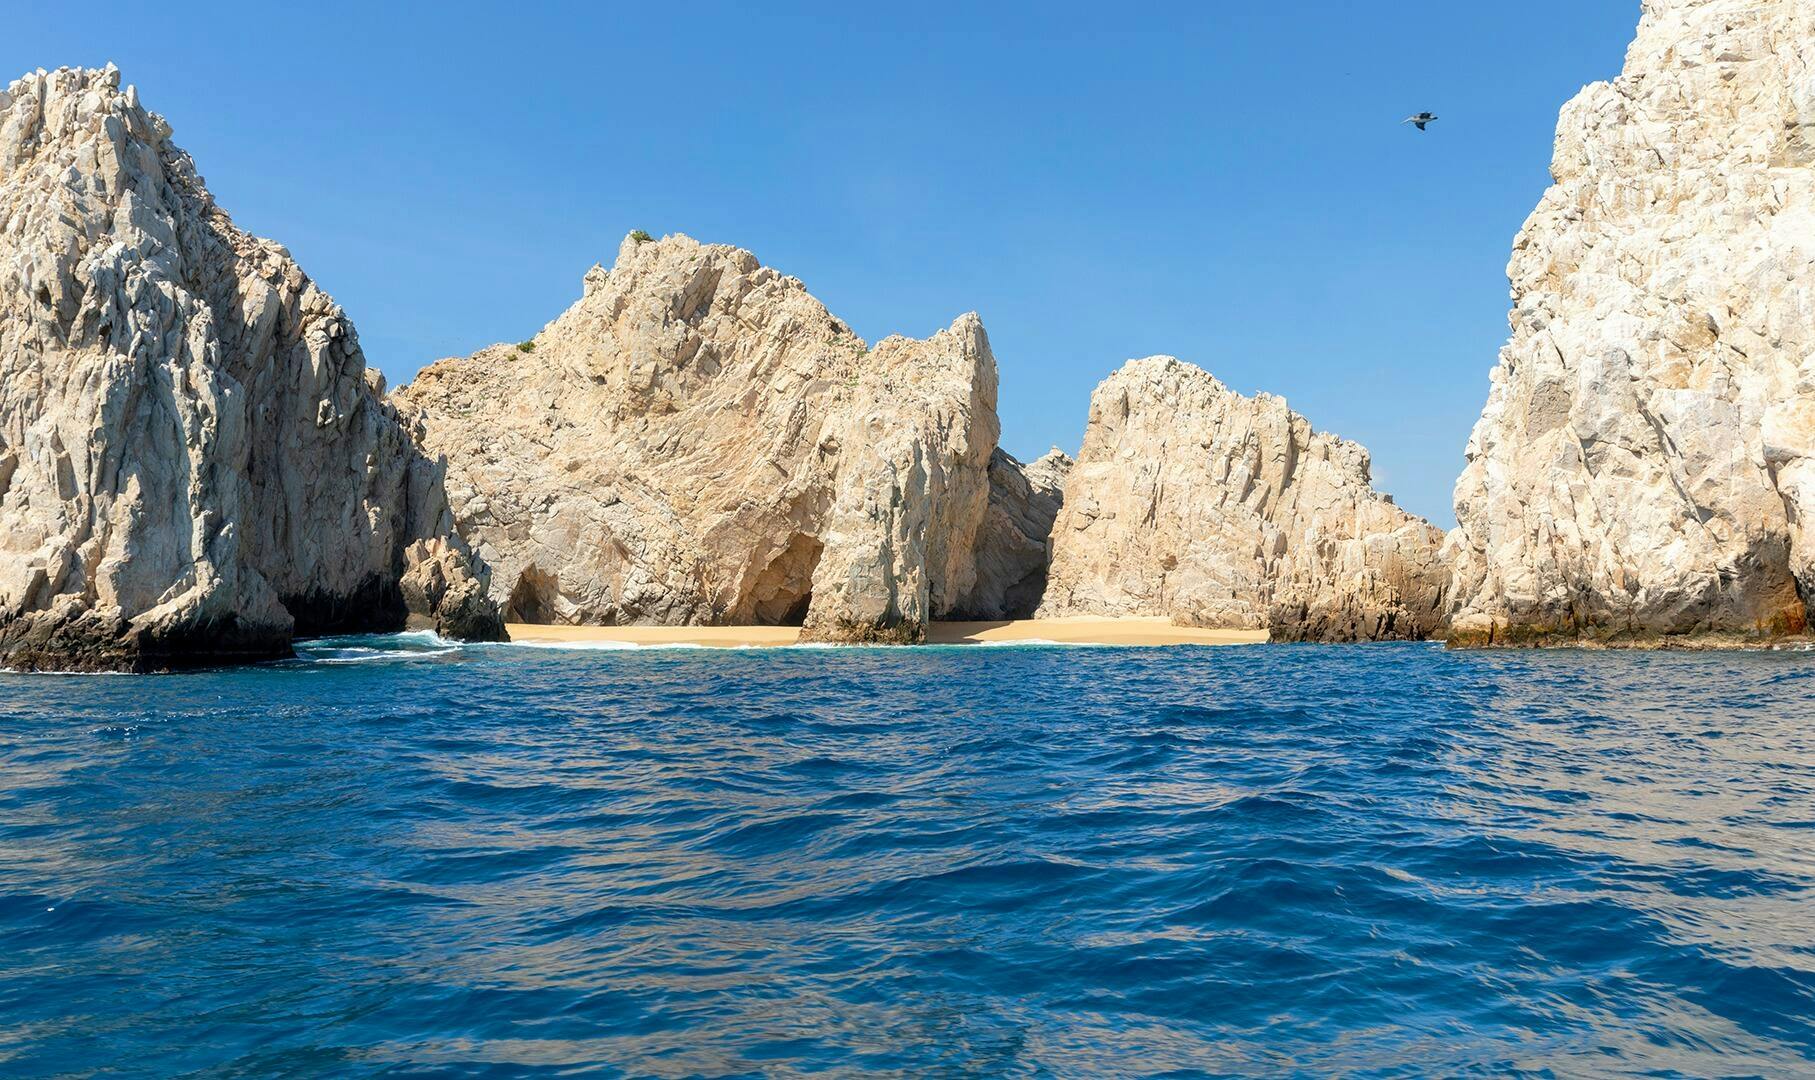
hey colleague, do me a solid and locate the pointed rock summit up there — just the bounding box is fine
[1038,357,1449,640]
[0,66,502,670]
[397,233,1014,642]
[1448,0,1815,643]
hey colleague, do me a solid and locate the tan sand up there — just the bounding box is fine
[926,617,1267,646]
[505,624,800,648]
[503,617,1267,648]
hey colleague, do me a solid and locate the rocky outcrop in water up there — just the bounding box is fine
[1037,357,1448,641]
[397,234,1002,642]
[1447,0,1815,644]
[0,66,503,671]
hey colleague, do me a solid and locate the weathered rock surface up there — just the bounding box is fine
[954,448,1071,619]
[1037,357,1449,641]
[399,537,504,643]
[397,234,1002,642]
[1448,0,1815,644]
[0,66,502,671]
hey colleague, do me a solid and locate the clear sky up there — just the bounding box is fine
[6,2,1642,527]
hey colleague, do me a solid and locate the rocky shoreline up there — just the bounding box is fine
[4,0,1813,671]
[0,65,503,672]
[1443,626,1815,652]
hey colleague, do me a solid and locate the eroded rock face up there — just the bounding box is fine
[1448,0,1815,643]
[0,66,502,671]
[1037,357,1448,641]
[954,448,1071,619]
[397,234,1001,642]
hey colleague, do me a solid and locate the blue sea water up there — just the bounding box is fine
[2,636,1814,1077]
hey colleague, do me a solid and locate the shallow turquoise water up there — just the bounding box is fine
[2,636,1813,1076]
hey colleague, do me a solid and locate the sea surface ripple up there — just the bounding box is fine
[3,637,1814,1076]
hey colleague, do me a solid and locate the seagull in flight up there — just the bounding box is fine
[1402,112,1438,131]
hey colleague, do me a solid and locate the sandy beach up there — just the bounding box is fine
[503,617,1268,648]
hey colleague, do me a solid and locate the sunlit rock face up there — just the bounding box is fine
[1448,0,1815,643]
[398,234,1005,642]
[0,66,502,671]
[1037,357,1449,641]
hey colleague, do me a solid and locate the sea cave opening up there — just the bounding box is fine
[749,534,822,626]
[507,566,560,624]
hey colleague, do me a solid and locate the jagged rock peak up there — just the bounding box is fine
[1447,0,1815,644]
[0,66,502,670]
[1038,356,1449,641]
[397,232,1005,642]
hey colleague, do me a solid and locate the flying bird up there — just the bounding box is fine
[1403,112,1438,131]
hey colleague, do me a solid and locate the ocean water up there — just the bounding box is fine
[2,637,1813,1077]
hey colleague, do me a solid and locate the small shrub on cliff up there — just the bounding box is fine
[516,340,536,354]
[629,229,653,244]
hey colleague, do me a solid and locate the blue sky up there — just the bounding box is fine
[6,2,1641,526]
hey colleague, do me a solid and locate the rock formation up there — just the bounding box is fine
[1037,357,1448,641]
[955,448,1071,619]
[397,234,1005,642]
[1447,0,1815,643]
[0,66,502,671]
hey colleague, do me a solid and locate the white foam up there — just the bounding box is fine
[0,667,136,677]
[309,650,459,664]
[385,630,453,647]
[294,629,460,664]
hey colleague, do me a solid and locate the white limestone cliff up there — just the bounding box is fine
[1448,0,1815,643]
[1038,357,1449,641]
[0,66,502,670]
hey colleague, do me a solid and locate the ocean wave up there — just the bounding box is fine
[291,629,461,665]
